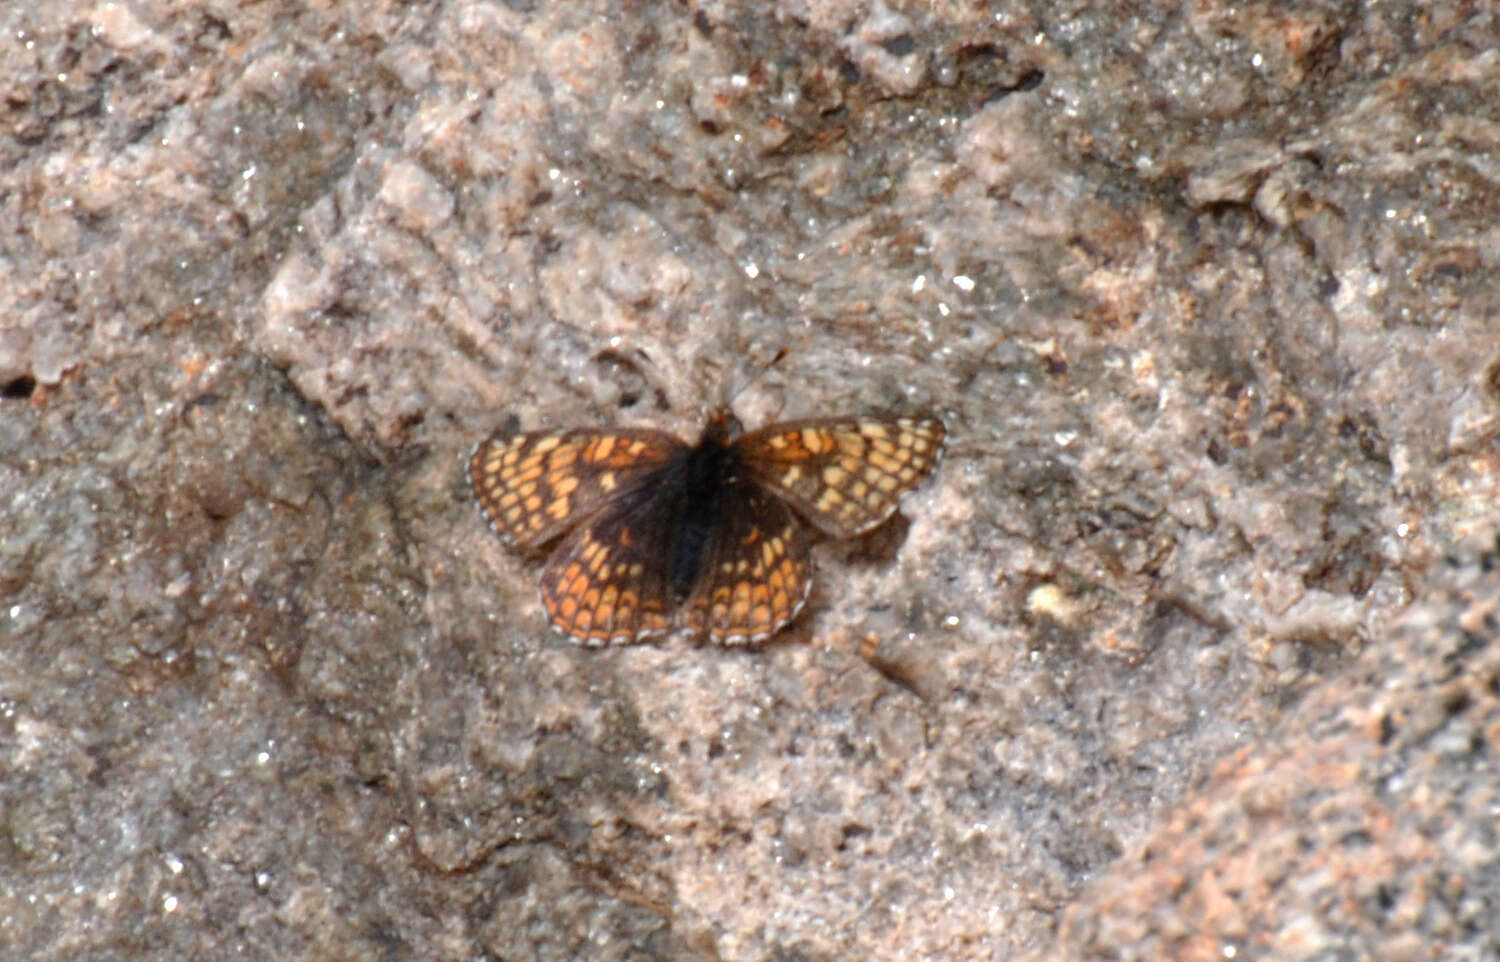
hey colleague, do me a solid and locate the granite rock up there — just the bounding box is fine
[2,1,1497,960]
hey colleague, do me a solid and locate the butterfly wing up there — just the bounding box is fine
[677,481,811,645]
[469,427,681,548]
[537,483,681,645]
[732,416,945,538]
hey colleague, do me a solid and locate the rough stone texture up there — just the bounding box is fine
[1016,529,1500,962]
[2,1,1497,960]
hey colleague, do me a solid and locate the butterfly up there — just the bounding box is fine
[468,411,945,645]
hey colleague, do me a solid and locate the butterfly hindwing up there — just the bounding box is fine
[678,482,811,645]
[536,484,679,646]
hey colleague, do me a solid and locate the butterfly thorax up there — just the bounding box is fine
[698,408,739,446]
[664,434,743,600]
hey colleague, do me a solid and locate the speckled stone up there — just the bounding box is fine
[2,1,1498,960]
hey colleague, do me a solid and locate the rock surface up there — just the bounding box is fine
[3,1,1497,960]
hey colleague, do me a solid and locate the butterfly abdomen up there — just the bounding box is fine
[665,437,740,600]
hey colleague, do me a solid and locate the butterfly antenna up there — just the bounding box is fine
[721,319,823,413]
[722,345,789,410]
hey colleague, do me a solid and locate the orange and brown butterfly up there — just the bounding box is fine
[468,411,945,645]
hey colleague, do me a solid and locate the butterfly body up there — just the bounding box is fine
[469,412,944,646]
[661,431,744,600]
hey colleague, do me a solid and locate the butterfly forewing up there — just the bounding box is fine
[732,416,946,538]
[469,427,682,548]
[678,483,811,645]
